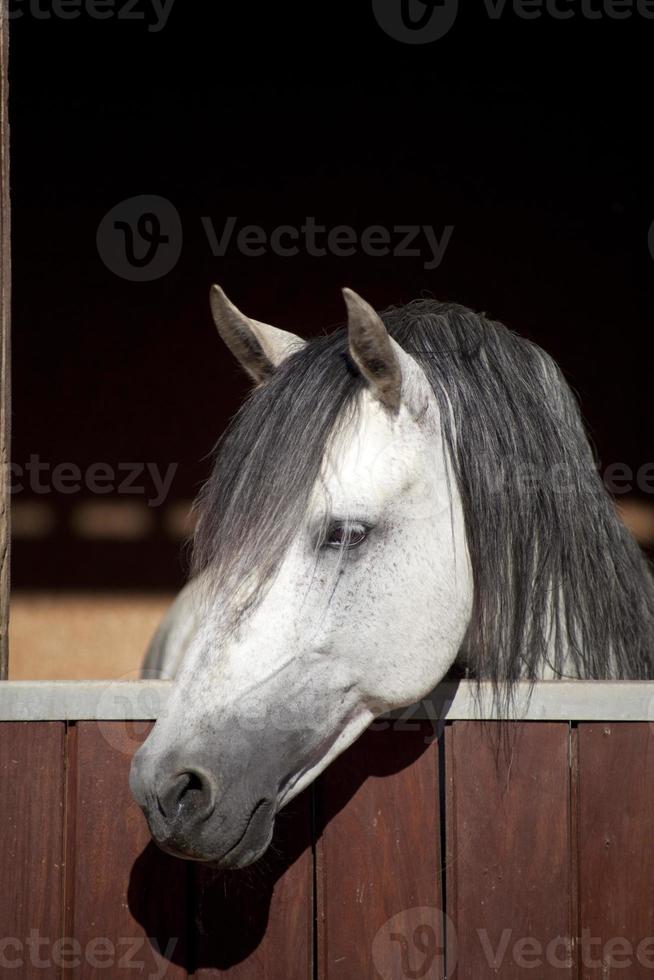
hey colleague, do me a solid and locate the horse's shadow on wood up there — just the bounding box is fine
[128,804,313,972]
[127,681,458,972]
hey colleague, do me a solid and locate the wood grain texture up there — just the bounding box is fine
[446,721,574,979]
[316,722,444,980]
[68,721,189,978]
[0,10,10,680]
[0,722,66,978]
[8,713,654,980]
[577,723,654,979]
[193,790,313,979]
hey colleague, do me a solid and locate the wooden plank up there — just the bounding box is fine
[569,726,580,975]
[0,679,172,720]
[577,723,654,978]
[315,722,444,980]
[446,721,574,979]
[68,721,189,978]
[193,789,313,979]
[0,722,65,978]
[4,679,654,722]
[0,5,11,679]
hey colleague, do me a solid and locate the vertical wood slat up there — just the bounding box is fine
[194,790,313,979]
[0,722,66,979]
[568,726,580,976]
[316,723,444,980]
[0,7,11,680]
[446,721,574,979]
[69,721,189,979]
[577,723,654,979]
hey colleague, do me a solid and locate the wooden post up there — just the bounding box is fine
[0,15,9,680]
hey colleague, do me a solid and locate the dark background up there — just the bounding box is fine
[9,1,654,591]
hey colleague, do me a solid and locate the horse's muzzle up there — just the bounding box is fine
[129,750,276,868]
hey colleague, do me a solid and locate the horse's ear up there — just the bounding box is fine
[343,288,402,413]
[210,285,306,384]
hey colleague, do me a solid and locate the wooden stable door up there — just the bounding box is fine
[2,719,654,978]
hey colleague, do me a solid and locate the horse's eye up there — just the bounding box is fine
[324,521,369,550]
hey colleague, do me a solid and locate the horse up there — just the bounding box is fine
[130,286,654,869]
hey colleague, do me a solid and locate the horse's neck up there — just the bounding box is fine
[141,578,203,679]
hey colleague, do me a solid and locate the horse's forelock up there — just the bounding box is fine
[191,328,362,623]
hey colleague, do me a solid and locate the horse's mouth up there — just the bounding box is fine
[210,798,275,869]
[154,797,275,869]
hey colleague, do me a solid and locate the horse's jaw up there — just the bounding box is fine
[276,705,377,809]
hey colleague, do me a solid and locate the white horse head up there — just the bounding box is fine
[130,286,654,868]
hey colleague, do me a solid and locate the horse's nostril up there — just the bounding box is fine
[156,768,216,824]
